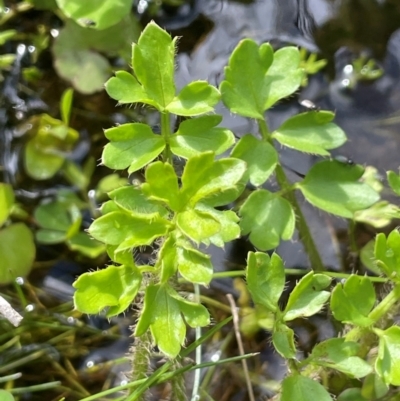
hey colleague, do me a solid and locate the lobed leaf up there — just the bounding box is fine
[246,252,285,312]
[309,338,372,378]
[231,135,278,186]
[73,264,141,316]
[330,275,375,326]
[142,162,181,211]
[176,245,213,285]
[166,81,220,116]
[272,111,346,155]
[283,272,331,321]
[272,323,296,359]
[376,326,400,386]
[281,375,334,401]
[132,22,176,109]
[88,211,170,250]
[170,115,235,159]
[105,71,157,107]
[298,160,380,218]
[374,230,400,279]
[102,123,165,173]
[239,190,295,250]
[109,185,168,217]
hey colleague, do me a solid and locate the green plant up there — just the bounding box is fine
[0,183,35,285]
[67,21,400,400]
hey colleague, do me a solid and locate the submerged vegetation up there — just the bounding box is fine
[2,1,400,401]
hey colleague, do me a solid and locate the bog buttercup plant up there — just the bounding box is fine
[70,21,400,401]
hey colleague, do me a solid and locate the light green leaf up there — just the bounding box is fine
[309,338,372,378]
[220,40,273,119]
[337,388,368,401]
[170,114,235,159]
[283,271,331,321]
[135,284,158,336]
[73,264,142,316]
[374,230,400,279]
[0,29,17,45]
[298,160,380,218]
[36,229,67,244]
[177,208,220,244]
[330,275,375,326]
[195,204,240,247]
[132,22,176,108]
[88,211,170,249]
[355,201,400,228]
[0,223,35,284]
[387,171,400,196]
[281,375,334,401]
[105,71,157,107]
[272,323,296,359]
[109,186,169,217]
[239,190,295,250]
[177,245,213,285]
[142,162,181,211]
[272,111,346,155]
[60,88,73,125]
[0,390,15,401]
[231,135,278,186]
[376,326,400,385]
[181,152,246,206]
[149,285,186,358]
[55,0,132,30]
[264,46,304,109]
[68,232,105,258]
[34,201,72,232]
[246,252,285,312]
[158,234,178,283]
[102,123,165,173]
[174,294,210,327]
[166,81,220,116]
[0,183,15,226]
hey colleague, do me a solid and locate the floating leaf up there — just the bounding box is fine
[56,0,132,30]
[0,223,35,284]
[0,183,15,226]
[239,190,295,250]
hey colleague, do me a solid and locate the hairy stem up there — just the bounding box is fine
[258,119,325,271]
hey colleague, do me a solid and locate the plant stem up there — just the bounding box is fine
[345,282,400,343]
[258,119,324,271]
[276,166,325,271]
[161,112,172,164]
